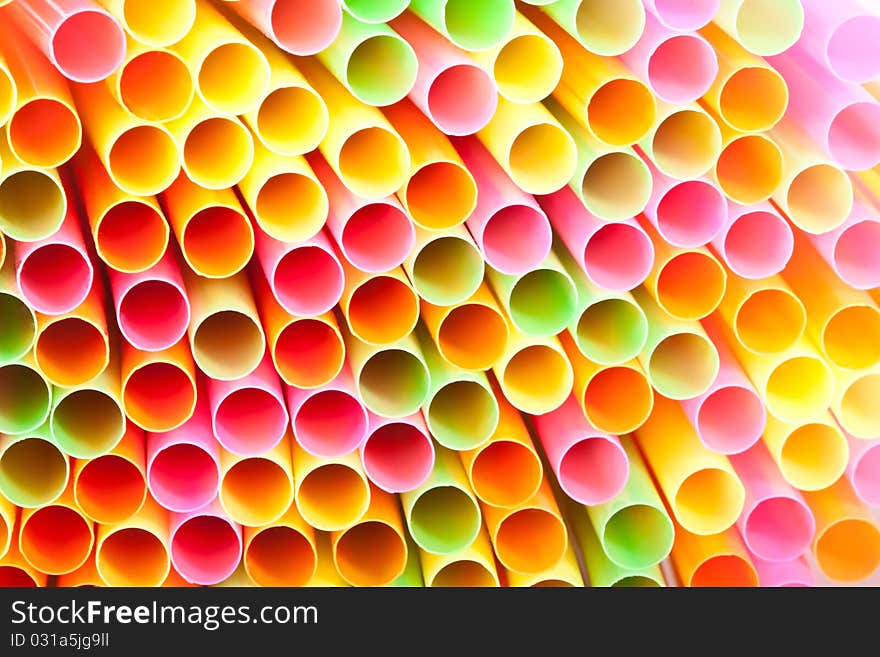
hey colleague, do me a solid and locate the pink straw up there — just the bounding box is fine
[15,203,93,315]
[254,227,344,316]
[751,554,815,587]
[730,443,816,563]
[683,320,766,455]
[109,250,191,352]
[9,0,126,82]
[170,500,242,586]
[619,11,717,104]
[228,0,342,55]
[847,433,880,507]
[309,154,415,273]
[533,394,629,505]
[360,411,435,493]
[453,137,551,275]
[712,201,794,280]
[643,0,720,31]
[146,401,220,513]
[538,186,654,291]
[808,202,880,290]
[209,352,289,457]
[286,364,369,458]
[798,0,880,84]
[391,12,498,136]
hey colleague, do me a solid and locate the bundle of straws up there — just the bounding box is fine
[1,0,880,588]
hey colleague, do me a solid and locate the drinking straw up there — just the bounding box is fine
[533,394,629,506]
[0,423,68,508]
[769,47,880,171]
[228,0,341,55]
[0,26,81,168]
[391,12,497,135]
[471,12,561,105]
[214,563,258,587]
[419,528,500,587]
[408,0,515,51]
[632,288,719,400]
[252,270,345,389]
[713,0,804,56]
[306,533,349,587]
[240,143,328,245]
[0,531,48,587]
[121,339,197,432]
[641,159,728,250]
[0,257,36,365]
[173,1,269,115]
[50,358,125,459]
[9,0,126,82]
[809,202,880,290]
[834,361,880,439]
[146,402,220,513]
[635,395,745,535]
[0,136,67,242]
[296,57,410,200]
[525,7,655,147]
[390,533,425,587]
[803,478,880,583]
[401,446,482,555]
[459,383,543,509]
[97,0,196,47]
[72,81,180,196]
[403,225,484,307]
[162,178,253,280]
[0,51,15,128]
[292,442,371,532]
[209,353,288,456]
[494,329,573,415]
[639,103,722,181]
[0,354,52,436]
[561,332,654,435]
[539,187,654,292]
[0,494,12,558]
[712,129,783,206]
[361,411,435,493]
[19,482,94,575]
[166,98,253,190]
[554,247,648,366]
[783,236,880,371]
[56,548,102,587]
[566,499,665,587]
[332,486,408,586]
[243,503,317,587]
[34,282,109,389]
[110,251,190,353]
[14,205,93,316]
[287,365,369,459]
[183,271,266,381]
[169,500,243,586]
[482,476,568,574]
[453,137,551,275]
[847,434,880,507]
[487,253,578,339]
[310,154,413,273]
[729,442,816,563]
[761,412,848,491]
[95,497,170,586]
[416,327,499,451]
[681,319,765,455]
[544,99,653,222]
[506,543,585,587]
[343,330,431,418]
[699,23,788,133]
[751,555,815,587]
[540,0,645,56]
[711,201,794,279]
[619,12,717,104]
[670,523,758,587]
[339,264,419,347]
[477,96,578,195]
[643,0,719,30]
[73,148,168,274]
[110,39,193,123]
[219,437,294,527]
[73,422,146,524]
[715,274,806,355]
[797,0,880,83]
